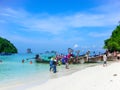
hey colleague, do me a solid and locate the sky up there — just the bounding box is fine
[0,0,120,53]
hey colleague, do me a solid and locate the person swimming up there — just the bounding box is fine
[0,60,2,63]
[30,61,32,64]
[22,59,25,63]
[35,54,42,61]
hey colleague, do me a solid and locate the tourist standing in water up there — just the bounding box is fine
[49,58,53,71]
[53,58,57,73]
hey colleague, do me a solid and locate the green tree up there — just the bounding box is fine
[0,37,18,53]
[104,25,120,52]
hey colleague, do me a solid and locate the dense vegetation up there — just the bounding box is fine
[0,37,18,53]
[104,25,120,52]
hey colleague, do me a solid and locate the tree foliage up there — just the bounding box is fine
[104,25,120,52]
[0,37,18,53]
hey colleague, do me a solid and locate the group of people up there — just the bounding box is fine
[22,59,33,64]
[49,52,108,73]
[22,54,42,64]
[20,50,120,73]
[49,53,75,73]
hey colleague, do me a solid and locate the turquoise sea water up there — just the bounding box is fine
[0,53,103,90]
[0,54,51,88]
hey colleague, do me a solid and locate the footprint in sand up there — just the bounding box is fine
[113,74,117,76]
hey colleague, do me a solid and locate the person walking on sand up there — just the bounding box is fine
[65,55,69,69]
[103,53,107,67]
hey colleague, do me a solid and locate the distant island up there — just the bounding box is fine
[0,37,18,54]
[27,48,32,53]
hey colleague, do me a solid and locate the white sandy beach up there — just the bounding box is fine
[27,61,120,90]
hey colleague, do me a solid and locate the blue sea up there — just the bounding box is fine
[0,53,102,90]
[0,53,52,89]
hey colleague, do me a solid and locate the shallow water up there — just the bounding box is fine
[0,54,49,85]
[0,54,103,90]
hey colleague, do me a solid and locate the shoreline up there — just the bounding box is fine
[27,61,120,90]
[0,62,103,90]
[0,61,117,90]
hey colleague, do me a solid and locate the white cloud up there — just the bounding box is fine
[73,44,79,48]
[0,4,120,36]
[88,31,111,37]
[93,0,120,13]
[0,0,120,49]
